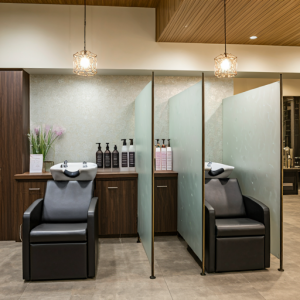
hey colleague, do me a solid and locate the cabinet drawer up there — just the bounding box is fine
[17,181,47,210]
[154,178,177,233]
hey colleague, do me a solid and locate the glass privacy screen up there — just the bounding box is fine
[169,81,203,260]
[223,82,281,258]
[135,81,153,264]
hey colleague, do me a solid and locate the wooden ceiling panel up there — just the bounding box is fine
[157,0,300,46]
[0,0,160,7]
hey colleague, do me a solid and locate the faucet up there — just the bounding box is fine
[63,160,68,168]
[207,161,212,167]
[83,161,87,168]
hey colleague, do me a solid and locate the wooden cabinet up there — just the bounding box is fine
[283,169,299,195]
[16,180,47,240]
[96,178,137,236]
[119,179,137,235]
[14,172,138,240]
[1,70,30,241]
[154,172,178,234]
[97,180,121,236]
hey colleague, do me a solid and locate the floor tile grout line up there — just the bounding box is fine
[163,273,174,300]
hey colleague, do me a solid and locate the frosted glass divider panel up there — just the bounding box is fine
[135,81,153,264]
[169,81,203,260]
[223,81,280,258]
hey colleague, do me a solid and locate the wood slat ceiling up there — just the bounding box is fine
[157,0,300,46]
[0,0,160,7]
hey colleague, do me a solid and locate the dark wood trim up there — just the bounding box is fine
[151,71,155,279]
[201,72,206,275]
[279,74,284,272]
[99,234,138,238]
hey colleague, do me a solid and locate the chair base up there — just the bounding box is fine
[30,242,87,280]
[216,236,265,272]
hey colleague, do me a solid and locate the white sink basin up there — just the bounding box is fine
[205,162,234,178]
[50,162,97,181]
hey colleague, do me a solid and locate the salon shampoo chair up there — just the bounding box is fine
[22,180,98,280]
[205,178,270,273]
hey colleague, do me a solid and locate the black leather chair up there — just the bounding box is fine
[205,178,270,273]
[22,180,98,281]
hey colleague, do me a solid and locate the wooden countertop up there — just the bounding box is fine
[15,170,178,180]
[15,171,138,180]
[154,170,178,177]
[283,168,300,171]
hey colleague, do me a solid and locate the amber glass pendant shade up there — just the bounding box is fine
[214,53,237,78]
[73,50,97,76]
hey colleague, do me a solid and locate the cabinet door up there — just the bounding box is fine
[97,180,120,235]
[119,179,137,235]
[17,180,47,241]
[154,178,177,233]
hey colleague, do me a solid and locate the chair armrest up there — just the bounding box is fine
[205,202,215,273]
[22,198,44,280]
[243,195,269,225]
[243,195,270,268]
[87,197,98,277]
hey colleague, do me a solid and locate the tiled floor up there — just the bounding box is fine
[1,194,300,300]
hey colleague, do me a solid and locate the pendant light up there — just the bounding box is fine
[214,0,237,78]
[73,0,97,76]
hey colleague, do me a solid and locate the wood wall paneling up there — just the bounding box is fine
[156,0,183,41]
[0,0,160,7]
[0,70,29,241]
[156,0,300,46]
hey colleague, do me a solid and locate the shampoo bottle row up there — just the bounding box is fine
[96,139,135,172]
[155,139,172,171]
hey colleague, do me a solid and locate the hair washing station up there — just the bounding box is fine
[22,178,98,280]
[205,178,270,273]
[19,75,283,281]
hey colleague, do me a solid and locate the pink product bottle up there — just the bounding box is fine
[161,139,167,171]
[167,139,172,171]
[156,148,161,170]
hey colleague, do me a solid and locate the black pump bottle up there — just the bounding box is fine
[104,143,111,168]
[112,145,119,168]
[96,143,103,168]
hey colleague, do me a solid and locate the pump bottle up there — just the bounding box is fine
[161,139,167,171]
[129,139,135,172]
[156,139,161,171]
[104,143,111,169]
[96,143,103,169]
[167,139,172,171]
[112,145,119,169]
[120,139,129,172]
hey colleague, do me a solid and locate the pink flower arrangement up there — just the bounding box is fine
[28,124,65,160]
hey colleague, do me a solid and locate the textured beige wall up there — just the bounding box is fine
[234,78,300,96]
[30,75,233,164]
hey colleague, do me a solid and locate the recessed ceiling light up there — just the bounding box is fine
[250,36,257,40]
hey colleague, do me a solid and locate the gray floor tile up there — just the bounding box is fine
[1,195,300,300]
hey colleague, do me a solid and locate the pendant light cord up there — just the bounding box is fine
[84,0,86,53]
[224,0,227,56]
